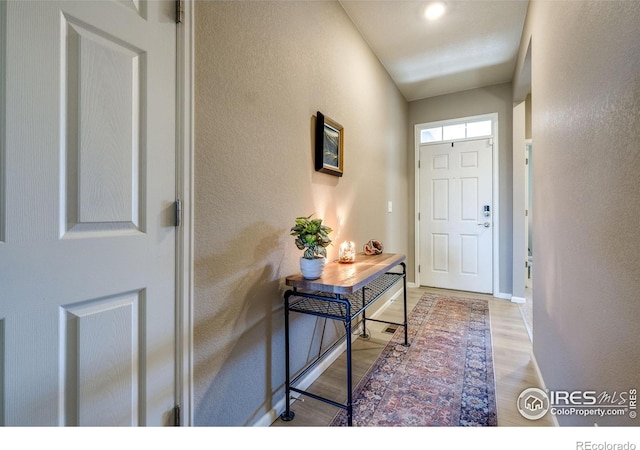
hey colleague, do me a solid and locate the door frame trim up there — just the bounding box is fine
[413,113,500,295]
[176,0,194,426]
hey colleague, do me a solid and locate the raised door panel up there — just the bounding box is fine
[61,291,143,426]
[118,0,147,19]
[432,234,449,273]
[63,14,145,235]
[432,179,449,221]
[460,234,479,275]
[460,177,478,222]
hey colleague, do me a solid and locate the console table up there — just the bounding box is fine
[280,253,409,426]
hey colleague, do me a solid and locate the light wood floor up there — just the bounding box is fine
[271,285,554,427]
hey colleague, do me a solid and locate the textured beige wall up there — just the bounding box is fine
[519,1,640,426]
[407,83,514,295]
[193,1,408,425]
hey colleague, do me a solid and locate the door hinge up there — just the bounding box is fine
[418,265,421,273]
[175,0,184,24]
[173,405,181,426]
[525,209,529,217]
[175,199,182,227]
[418,212,421,221]
[418,159,421,169]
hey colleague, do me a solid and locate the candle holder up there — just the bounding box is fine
[338,241,356,263]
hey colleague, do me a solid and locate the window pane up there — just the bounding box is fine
[420,127,442,143]
[466,120,492,138]
[443,123,465,140]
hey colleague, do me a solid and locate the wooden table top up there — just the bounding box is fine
[285,253,406,295]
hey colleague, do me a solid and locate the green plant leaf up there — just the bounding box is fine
[291,214,332,258]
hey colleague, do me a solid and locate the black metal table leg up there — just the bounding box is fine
[343,295,353,426]
[401,263,410,347]
[360,287,369,338]
[280,290,295,421]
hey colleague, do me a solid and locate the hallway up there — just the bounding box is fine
[272,286,554,427]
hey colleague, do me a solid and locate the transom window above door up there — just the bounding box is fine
[420,119,492,143]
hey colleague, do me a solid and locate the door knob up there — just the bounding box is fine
[477,222,490,228]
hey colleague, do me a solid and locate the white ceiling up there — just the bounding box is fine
[339,0,529,101]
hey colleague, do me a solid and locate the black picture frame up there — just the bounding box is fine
[315,111,344,177]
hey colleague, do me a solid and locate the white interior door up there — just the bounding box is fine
[0,0,177,426]
[419,139,493,293]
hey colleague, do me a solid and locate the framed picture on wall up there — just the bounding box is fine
[315,111,344,177]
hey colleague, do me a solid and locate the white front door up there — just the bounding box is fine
[0,0,177,425]
[419,139,493,293]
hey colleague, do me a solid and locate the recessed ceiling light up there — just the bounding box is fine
[424,2,446,21]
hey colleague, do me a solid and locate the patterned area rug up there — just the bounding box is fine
[330,293,497,426]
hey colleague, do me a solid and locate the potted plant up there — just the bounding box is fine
[290,214,333,279]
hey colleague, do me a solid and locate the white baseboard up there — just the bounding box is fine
[519,306,533,342]
[495,292,512,300]
[372,285,404,310]
[530,351,560,427]
[511,296,526,304]
[254,402,283,427]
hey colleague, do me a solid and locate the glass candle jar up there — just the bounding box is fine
[338,241,356,263]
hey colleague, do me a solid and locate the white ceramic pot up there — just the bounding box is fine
[300,257,326,280]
